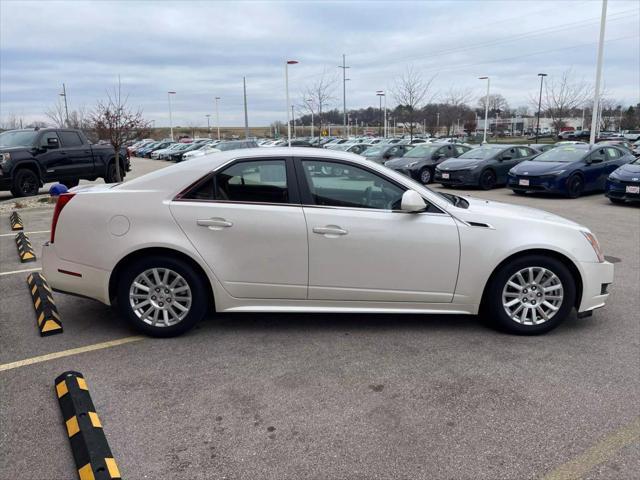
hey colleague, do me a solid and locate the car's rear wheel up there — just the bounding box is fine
[419,167,433,184]
[484,255,576,335]
[117,256,208,337]
[566,174,584,198]
[479,169,496,190]
[11,168,40,197]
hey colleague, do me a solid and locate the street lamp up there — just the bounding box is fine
[376,91,386,137]
[59,83,69,126]
[535,73,547,144]
[214,97,221,140]
[167,91,176,140]
[205,114,211,138]
[478,76,490,144]
[285,60,299,147]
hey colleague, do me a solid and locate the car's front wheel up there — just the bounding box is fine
[11,168,41,197]
[479,169,496,190]
[419,167,433,184]
[117,256,209,337]
[566,174,584,198]
[484,255,576,334]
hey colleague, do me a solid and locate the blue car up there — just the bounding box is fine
[508,144,634,198]
[606,157,640,204]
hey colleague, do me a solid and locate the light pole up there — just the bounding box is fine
[306,98,314,139]
[478,76,490,144]
[205,114,211,138]
[243,77,249,140]
[285,60,298,147]
[167,91,176,140]
[436,112,440,136]
[59,83,69,126]
[291,105,296,138]
[338,54,350,133]
[535,73,547,143]
[376,91,386,137]
[589,0,608,146]
[214,97,221,140]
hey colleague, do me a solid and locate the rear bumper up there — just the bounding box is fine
[578,260,614,313]
[42,242,112,305]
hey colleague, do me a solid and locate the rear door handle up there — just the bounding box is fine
[313,225,348,236]
[197,217,233,230]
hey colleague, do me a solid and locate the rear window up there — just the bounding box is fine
[58,131,84,147]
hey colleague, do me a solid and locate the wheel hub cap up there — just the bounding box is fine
[129,268,192,327]
[501,266,564,325]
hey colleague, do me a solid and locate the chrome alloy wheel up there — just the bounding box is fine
[129,268,192,327]
[501,266,564,325]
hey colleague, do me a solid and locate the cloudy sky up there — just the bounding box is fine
[1,0,638,127]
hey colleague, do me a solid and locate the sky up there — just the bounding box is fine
[1,0,639,127]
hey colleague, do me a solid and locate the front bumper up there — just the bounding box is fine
[507,174,563,193]
[578,260,614,313]
[42,242,112,305]
[435,169,480,186]
[606,179,640,202]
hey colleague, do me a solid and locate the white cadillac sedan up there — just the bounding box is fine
[42,148,613,337]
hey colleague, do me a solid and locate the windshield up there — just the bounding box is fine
[362,146,386,157]
[533,147,587,163]
[404,145,440,158]
[0,130,38,147]
[458,146,502,160]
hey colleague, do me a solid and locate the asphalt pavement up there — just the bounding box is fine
[0,157,638,480]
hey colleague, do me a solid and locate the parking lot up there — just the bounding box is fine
[1,157,638,479]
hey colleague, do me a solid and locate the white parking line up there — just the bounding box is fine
[0,267,42,276]
[0,336,145,372]
[0,230,50,237]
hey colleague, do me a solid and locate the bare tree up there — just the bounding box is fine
[0,113,24,130]
[535,70,591,134]
[90,78,151,182]
[303,70,337,136]
[477,94,510,115]
[45,99,67,127]
[392,66,436,140]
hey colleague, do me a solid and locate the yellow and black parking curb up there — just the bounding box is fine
[27,272,63,336]
[55,371,122,480]
[15,231,36,262]
[10,211,24,230]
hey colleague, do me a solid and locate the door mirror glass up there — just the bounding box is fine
[400,190,426,213]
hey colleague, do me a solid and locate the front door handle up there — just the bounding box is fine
[197,217,233,230]
[313,225,348,237]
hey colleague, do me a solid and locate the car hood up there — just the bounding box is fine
[0,145,31,153]
[612,162,640,178]
[452,196,581,229]
[510,160,570,175]
[438,158,484,170]
[385,157,426,168]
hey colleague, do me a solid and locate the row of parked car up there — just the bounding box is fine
[128,136,640,204]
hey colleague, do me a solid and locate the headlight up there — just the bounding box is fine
[0,152,10,165]
[581,231,605,263]
[547,169,566,175]
[407,161,418,168]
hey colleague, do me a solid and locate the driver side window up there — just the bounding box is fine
[301,160,405,210]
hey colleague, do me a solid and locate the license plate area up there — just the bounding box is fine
[442,173,450,179]
[519,179,530,186]
[626,185,640,194]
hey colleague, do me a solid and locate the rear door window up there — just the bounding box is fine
[58,131,84,147]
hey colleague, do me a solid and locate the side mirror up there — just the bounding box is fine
[400,190,426,213]
[501,155,512,161]
[46,137,59,149]
[434,153,444,160]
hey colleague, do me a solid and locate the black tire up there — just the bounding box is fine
[565,174,584,198]
[116,255,209,337]
[418,167,433,184]
[483,255,576,335]
[512,189,527,196]
[105,162,120,183]
[608,197,625,205]
[61,178,80,188]
[11,168,40,197]
[479,169,496,190]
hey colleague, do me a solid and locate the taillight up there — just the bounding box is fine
[50,193,75,243]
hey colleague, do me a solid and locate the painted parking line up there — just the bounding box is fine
[0,230,50,237]
[0,336,145,372]
[541,416,640,480]
[0,267,42,276]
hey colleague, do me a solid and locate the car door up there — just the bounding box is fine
[495,147,519,183]
[35,131,69,181]
[58,130,94,177]
[170,157,308,299]
[584,148,608,190]
[297,157,460,303]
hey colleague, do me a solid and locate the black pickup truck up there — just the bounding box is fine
[0,128,130,197]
